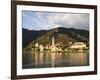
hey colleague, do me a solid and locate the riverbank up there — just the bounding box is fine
[23,50,89,54]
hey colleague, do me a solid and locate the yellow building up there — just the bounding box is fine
[70,42,86,49]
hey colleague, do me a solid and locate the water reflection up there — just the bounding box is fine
[22,52,89,69]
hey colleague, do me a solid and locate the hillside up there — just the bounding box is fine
[22,27,89,49]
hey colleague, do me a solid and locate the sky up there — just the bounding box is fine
[22,11,89,31]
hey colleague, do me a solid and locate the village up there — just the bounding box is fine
[30,36,89,53]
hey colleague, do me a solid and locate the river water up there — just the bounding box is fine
[22,52,89,69]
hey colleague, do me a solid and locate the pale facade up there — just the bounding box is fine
[70,42,86,49]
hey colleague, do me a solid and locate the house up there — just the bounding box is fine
[70,42,86,49]
[39,44,44,52]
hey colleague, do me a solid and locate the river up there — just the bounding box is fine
[22,52,89,69]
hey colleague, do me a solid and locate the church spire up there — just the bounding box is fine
[52,36,54,46]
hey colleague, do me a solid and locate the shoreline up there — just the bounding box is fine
[23,50,89,54]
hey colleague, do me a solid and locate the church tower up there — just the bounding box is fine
[52,36,55,46]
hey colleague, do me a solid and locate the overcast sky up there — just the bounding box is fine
[22,11,89,31]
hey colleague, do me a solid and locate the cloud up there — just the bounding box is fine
[22,11,89,30]
[46,13,89,30]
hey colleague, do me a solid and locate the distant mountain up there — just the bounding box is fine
[22,27,89,48]
[22,29,47,47]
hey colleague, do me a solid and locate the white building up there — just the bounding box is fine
[35,43,39,47]
[39,44,44,52]
[70,42,86,49]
